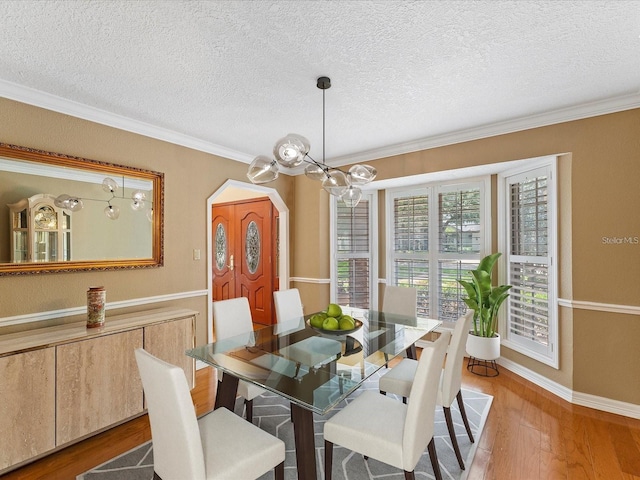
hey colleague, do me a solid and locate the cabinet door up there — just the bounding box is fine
[144,316,195,389]
[0,348,55,471]
[56,329,144,445]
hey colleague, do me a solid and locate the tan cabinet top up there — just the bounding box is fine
[0,308,198,357]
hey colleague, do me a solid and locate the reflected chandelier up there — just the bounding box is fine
[246,76,376,208]
[54,177,152,221]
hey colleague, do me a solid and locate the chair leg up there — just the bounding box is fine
[404,471,415,480]
[443,406,465,469]
[274,461,284,480]
[456,390,475,442]
[427,438,443,480]
[245,399,253,423]
[325,439,333,480]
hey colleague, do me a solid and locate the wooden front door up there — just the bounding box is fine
[212,198,277,325]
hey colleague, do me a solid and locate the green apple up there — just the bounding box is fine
[339,315,355,330]
[310,313,326,328]
[322,317,339,330]
[326,303,342,318]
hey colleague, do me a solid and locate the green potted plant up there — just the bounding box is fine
[458,252,511,362]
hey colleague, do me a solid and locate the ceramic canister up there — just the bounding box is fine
[87,286,106,328]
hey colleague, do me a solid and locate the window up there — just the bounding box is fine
[499,159,558,367]
[330,192,378,309]
[390,190,430,316]
[387,180,489,321]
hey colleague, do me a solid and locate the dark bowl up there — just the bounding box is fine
[306,318,363,336]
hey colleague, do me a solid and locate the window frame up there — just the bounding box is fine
[498,156,559,368]
[385,177,491,321]
[329,190,378,309]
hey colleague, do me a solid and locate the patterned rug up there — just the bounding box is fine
[78,372,492,480]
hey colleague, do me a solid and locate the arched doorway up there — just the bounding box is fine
[206,180,289,342]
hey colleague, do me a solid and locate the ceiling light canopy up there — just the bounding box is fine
[247,76,376,207]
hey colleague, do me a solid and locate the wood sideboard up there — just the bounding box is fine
[0,307,198,473]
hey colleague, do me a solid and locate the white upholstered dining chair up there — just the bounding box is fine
[378,309,475,470]
[273,288,342,377]
[212,297,266,423]
[134,348,285,480]
[383,285,418,318]
[323,331,451,480]
[382,285,419,364]
[273,288,304,325]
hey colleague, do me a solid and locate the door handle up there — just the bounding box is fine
[227,254,234,271]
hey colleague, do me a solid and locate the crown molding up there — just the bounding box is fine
[0,79,254,164]
[287,92,640,174]
[2,79,639,170]
[322,92,640,169]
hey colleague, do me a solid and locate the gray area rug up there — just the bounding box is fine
[78,372,492,480]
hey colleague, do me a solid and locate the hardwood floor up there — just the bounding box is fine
[3,362,640,480]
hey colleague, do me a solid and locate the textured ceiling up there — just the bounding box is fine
[0,0,639,168]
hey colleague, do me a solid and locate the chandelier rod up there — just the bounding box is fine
[322,82,326,165]
[317,76,331,166]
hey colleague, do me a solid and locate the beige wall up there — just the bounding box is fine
[0,97,293,347]
[292,109,640,405]
[1,96,638,406]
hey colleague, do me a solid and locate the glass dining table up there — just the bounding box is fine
[186,307,441,480]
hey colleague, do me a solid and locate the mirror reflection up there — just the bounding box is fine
[0,143,163,275]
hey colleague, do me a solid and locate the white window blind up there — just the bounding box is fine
[388,181,487,321]
[502,162,557,366]
[437,187,482,321]
[391,193,430,317]
[332,193,377,309]
[438,188,481,254]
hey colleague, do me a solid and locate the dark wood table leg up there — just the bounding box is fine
[406,343,417,360]
[214,374,239,410]
[290,402,318,480]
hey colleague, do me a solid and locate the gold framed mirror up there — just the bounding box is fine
[0,142,163,275]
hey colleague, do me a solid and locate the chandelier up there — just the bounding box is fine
[246,76,376,208]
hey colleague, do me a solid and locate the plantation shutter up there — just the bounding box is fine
[391,193,430,317]
[437,187,482,321]
[506,168,554,358]
[336,199,371,308]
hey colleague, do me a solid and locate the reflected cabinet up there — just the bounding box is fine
[8,193,71,263]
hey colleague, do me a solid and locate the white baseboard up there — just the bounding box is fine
[196,360,209,371]
[498,357,640,420]
[572,391,640,419]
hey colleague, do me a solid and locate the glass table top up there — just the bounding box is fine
[187,307,441,415]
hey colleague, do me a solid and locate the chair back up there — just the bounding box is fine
[402,331,450,470]
[273,288,304,323]
[382,285,417,317]
[134,348,206,480]
[441,310,474,406]
[212,297,254,341]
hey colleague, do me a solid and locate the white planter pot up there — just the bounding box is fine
[466,332,501,361]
